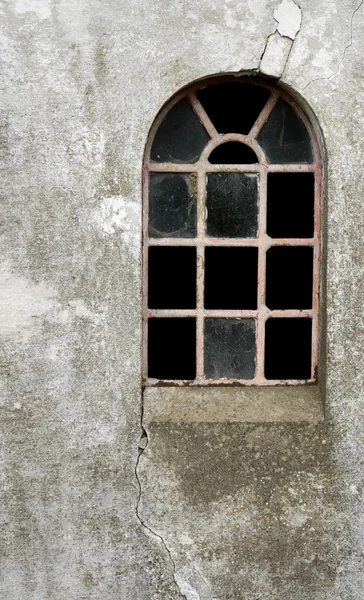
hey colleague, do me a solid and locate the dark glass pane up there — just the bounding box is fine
[204,247,258,309]
[148,246,196,309]
[204,318,256,379]
[150,98,210,163]
[267,173,314,238]
[148,318,196,380]
[266,247,313,309]
[197,82,270,134]
[206,173,258,238]
[265,318,312,379]
[257,100,313,163]
[149,173,197,238]
[209,142,258,165]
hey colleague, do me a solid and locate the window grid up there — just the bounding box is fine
[143,78,321,386]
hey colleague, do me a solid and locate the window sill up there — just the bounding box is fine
[143,385,324,423]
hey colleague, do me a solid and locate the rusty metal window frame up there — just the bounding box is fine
[143,76,322,387]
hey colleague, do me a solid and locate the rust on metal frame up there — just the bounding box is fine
[142,75,322,387]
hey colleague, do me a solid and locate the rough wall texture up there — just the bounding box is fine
[0,0,363,599]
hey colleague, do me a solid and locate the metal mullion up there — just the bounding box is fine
[149,238,260,247]
[149,309,197,318]
[249,93,279,139]
[268,310,313,318]
[204,238,258,247]
[188,92,218,138]
[142,168,150,381]
[149,162,200,173]
[266,164,317,173]
[311,169,322,378]
[256,166,267,382]
[148,162,261,174]
[196,170,206,380]
[148,238,197,247]
[270,238,315,247]
[201,163,261,174]
[204,309,257,318]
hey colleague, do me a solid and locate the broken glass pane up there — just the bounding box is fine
[208,142,258,165]
[204,318,256,379]
[267,173,314,238]
[149,173,197,238]
[197,81,270,134]
[204,247,258,309]
[206,173,258,237]
[148,246,196,309]
[266,247,313,309]
[148,318,196,380]
[257,100,313,163]
[150,98,210,163]
[265,318,312,380]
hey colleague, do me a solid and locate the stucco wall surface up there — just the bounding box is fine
[0,0,363,599]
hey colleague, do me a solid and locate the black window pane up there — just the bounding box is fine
[197,82,270,134]
[266,247,313,310]
[204,247,258,309]
[267,173,314,238]
[209,142,258,165]
[150,98,210,163]
[206,173,258,238]
[265,318,312,380]
[204,318,256,379]
[149,173,197,238]
[257,100,313,163]
[148,247,196,309]
[148,318,196,380]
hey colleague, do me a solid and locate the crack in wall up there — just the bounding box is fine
[304,0,364,89]
[257,30,278,72]
[258,0,301,79]
[135,403,188,600]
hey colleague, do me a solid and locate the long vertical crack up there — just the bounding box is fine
[134,401,188,600]
[304,0,364,89]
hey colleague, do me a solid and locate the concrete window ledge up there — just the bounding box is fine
[143,385,324,423]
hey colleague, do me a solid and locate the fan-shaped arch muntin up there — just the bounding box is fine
[207,140,259,166]
[145,76,319,167]
[143,76,322,387]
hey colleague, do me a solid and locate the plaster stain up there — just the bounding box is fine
[92,197,140,260]
[13,0,51,19]
[0,264,56,342]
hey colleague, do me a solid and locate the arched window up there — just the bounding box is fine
[143,77,321,386]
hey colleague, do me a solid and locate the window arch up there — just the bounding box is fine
[143,76,321,386]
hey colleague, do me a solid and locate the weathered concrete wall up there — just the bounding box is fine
[0,0,363,598]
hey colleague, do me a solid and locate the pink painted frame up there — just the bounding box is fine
[142,76,322,387]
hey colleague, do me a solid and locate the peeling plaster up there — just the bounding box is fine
[258,0,301,78]
[259,30,294,78]
[274,0,302,40]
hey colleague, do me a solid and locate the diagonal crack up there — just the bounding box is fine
[256,30,277,72]
[304,0,364,89]
[256,0,302,80]
[134,403,188,600]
